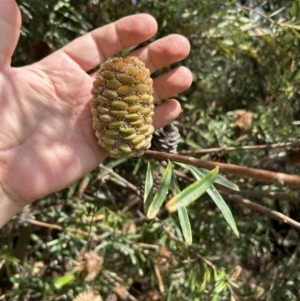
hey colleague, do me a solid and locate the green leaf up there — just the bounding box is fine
[166,167,219,212]
[178,207,192,245]
[269,7,285,18]
[0,254,20,263]
[208,185,239,237]
[215,282,227,294]
[144,160,154,213]
[171,175,193,245]
[189,166,239,237]
[53,272,75,289]
[200,263,211,292]
[174,162,239,191]
[171,173,181,195]
[147,161,173,219]
[197,168,239,191]
[211,294,220,301]
[292,68,300,81]
[291,1,300,18]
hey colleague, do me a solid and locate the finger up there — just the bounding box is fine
[152,99,181,129]
[59,14,157,71]
[0,0,21,66]
[130,34,191,73]
[152,66,193,102]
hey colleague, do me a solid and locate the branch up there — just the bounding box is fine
[26,219,106,241]
[100,164,138,191]
[144,150,300,189]
[180,141,300,155]
[241,6,300,30]
[222,192,300,231]
[234,189,300,204]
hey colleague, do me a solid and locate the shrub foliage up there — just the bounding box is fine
[1,0,300,300]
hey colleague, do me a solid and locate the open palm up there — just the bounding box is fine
[0,0,192,224]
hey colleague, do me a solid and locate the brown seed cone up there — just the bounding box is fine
[91,56,155,158]
[155,246,178,272]
[74,250,104,281]
[232,109,254,130]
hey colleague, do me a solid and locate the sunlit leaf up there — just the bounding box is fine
[53,272,75,289]
[200,263,212,293]
[174,162,239,191]
[166,167,219,212]
[189,166,239,237]
[177,207,192,245]
[198,168,239,191]
[147,161,173,219]
[171,175,193,245]
[269,7,286,18]
[211,293,220,301]
[144,160,153,213]
[0,254,20,263]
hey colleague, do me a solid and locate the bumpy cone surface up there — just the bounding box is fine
[91,56,155,158]
[150,123,180,153]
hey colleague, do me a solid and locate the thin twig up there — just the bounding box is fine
[227,284,241,301]
[145,150,300,189]
[159,222,217,269]
[241,5,275,24]
[27,219,106,241]
[154,263,165,294]
[121,198,141,213]
[137,243,159,250]
[241,6,300,30]
[102,270,139,301]
[222,193,300,230]
[234,189,300,203]
[77,175,90,198]
[100,165,138,191]
[180,141,300,155]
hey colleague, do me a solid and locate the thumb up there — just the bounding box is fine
[0,0,21,67]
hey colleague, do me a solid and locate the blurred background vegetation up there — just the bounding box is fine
[1,0,300,300]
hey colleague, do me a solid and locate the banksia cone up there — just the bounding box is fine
[91,56,155,158]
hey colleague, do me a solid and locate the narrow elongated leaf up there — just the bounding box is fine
[189,166,239,237]
[178,207,192,245]
[143,160,153,213]
[147,161,173,219]
[198,168,239,191]
[269,7,285,18]
[174,162,239,191]
[209,185,239,237]
[0,254,20,263]
[166,167,219,212]
[53,272,75,289]
[171,175,192,245]
[171,173,181,195]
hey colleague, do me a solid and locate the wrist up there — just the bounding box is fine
[0,184,22,228]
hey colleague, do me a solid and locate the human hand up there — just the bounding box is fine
[0,0,192,226]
